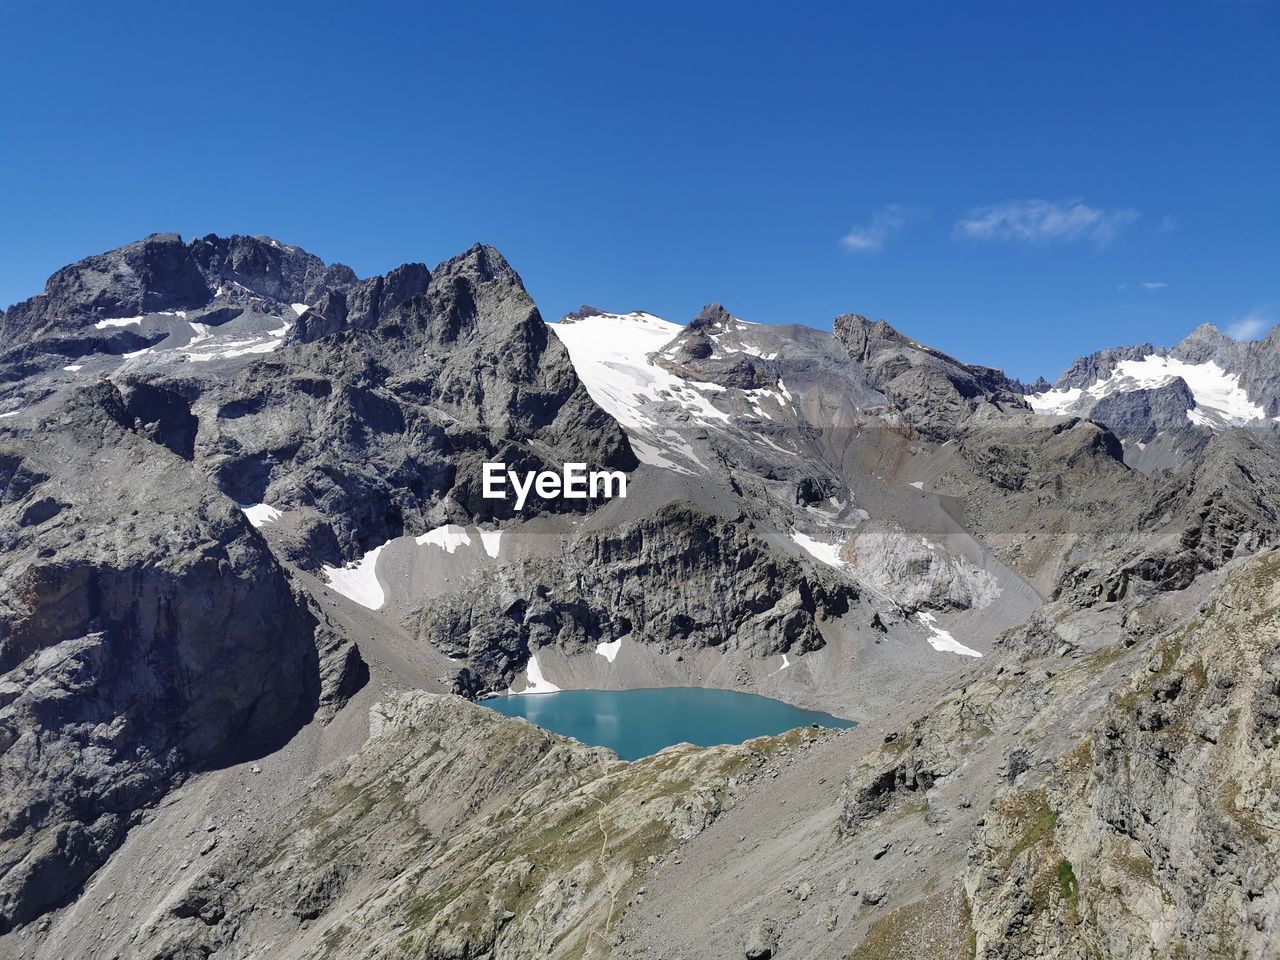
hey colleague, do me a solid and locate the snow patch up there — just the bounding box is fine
[780,653,791,670]
[791,531,847,569]
[1025,386,1084,414]
[596,637,623,663]
[478,529,503,558]
[628,436,695,474]
[549,311,684,434]
[909,481,924,490]
[738,343,779,360]
[239,503,282,527]
[915,611,982,658]
[756,434,795,459]
[322,543,388,610]
[93,316,143,329]
[415,524,472,552]
[521,652,561,693]
[63,364,83,372]
[183,330,288,362]
[743,385,790,421]
[549,311,734,471]
[290,303,310,316]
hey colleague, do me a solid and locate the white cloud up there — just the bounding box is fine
[840,205,922,254]
[1226,309,1273,341]
[1141,281,1168,290]
[953,199,1140,248]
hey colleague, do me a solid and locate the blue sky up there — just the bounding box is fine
[1,1,1275,381]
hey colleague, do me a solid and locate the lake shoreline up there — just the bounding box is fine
[480,687,857,761]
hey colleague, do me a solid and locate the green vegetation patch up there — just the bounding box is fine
[999,788,1060,868]
[1057,858,1079,906]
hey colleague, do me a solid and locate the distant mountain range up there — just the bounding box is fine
[2,234,1277,959]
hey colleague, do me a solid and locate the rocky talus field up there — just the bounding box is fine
[1,234,1278,958]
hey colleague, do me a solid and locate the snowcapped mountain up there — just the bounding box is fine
[549,308,715,472]
[1025,322,1280,469]
[1029,354,1265,426]
[548,305,806,474]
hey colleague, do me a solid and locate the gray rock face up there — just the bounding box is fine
[847,520,1000,611]
[1133,431,1280,586]
[0,234,349,404]
[423,502,856,696]
[923,413,1153,594]
[291,261,430,341]
[187,233,358,306]
[966,550,1280,960]
[193,244,636,563]
[1057,430,1280,603]
[0,382,341,932]
[832,313,1029,441]
[1053,341,1161,391]
[658,304,777,390]
[957,415,1128,493]
[1172,320,1249,367]
[0,234,211,343]
[2,236,637,565]
[1088,377,1195,443]
[840,679,996,832]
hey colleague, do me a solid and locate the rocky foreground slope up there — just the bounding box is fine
[11,547,1276,959]
[2,234,1278,958]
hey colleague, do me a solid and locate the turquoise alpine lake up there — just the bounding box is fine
[480,687,856,761]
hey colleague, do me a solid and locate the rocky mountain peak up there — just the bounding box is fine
[432,242,521,288]
[1170,321,1239,366]
[1053,342,1161,390]
[832,312,1029,440]
[1,233,212,343]
[1184,320,1230,344]
[1,233,636,561]
[830,313,876,360]
[1029,319,1280,473]
[188,233,357,305]
[560,304,612,323]
[687,302,733,332]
